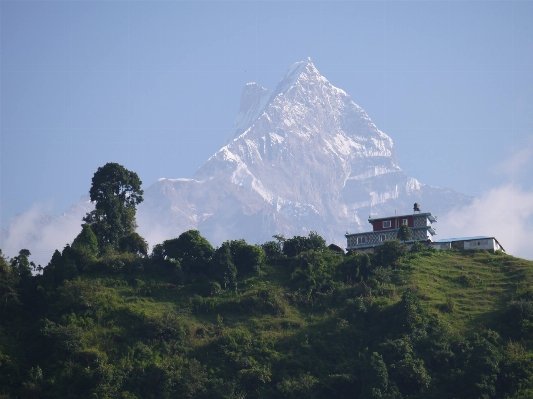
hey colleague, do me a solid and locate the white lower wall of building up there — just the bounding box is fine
[464,238,497,251]
[430,242,451,250]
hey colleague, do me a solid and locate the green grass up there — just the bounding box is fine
[394,249,533,333]
[85,249,533,348]
[64,249,533,351]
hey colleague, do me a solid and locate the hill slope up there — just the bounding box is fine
[1,240,533,398]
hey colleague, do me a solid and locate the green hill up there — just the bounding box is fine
[1,235,533,399]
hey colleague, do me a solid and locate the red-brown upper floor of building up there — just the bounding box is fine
[368,213,436,232]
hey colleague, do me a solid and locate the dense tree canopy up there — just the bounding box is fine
[72,224,98,256]
[83,162,143,249]
[161,230,214,275]
[228,239,265,276]
[119,232,149,256]
[0,249,18,312]
[282,231,327,257]
[209,242,237,289]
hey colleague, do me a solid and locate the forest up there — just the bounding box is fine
[1,163,533,398]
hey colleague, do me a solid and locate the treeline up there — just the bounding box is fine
[1,163,533,399]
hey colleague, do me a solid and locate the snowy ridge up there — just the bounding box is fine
[270,58,317,98]
[225,83,272,144]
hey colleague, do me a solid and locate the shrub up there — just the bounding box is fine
[277,372,319,398]
[283,232,327,257]
[290,251,339,298]
[204,281,222,297]
[410,241,426,253]
[208,243,237,289]
[261,240,283,259]
[436,297,455,313]
[456,273,482,287]
[162,230,214,275]
[337,254,363,283]
[239,287,289,316]
[228,239,265,276]
[118,232,148,256]
[374,240,407,268]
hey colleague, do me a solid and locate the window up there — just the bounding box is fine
[379,234,386,242]
[402,218,408,226]
[357,236,367,245]
[382,220,391,228]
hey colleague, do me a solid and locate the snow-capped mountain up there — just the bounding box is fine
[136,58,471,247]
[1,58,472,265]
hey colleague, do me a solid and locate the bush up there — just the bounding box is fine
[371,266,392,283]
[162,230,214,275]
[239,287,289,316]
[118,232,148,256]
[290,251,339,298]
[456,273,482,287]
[436,297,455,313]
[228,239,265,276]
[209,243,237,289]
[204,281,222,297]
[374,240,407,268]
[71,224,99,257]
[504,299,533,338]
[337,254,361,283]
[262,240,283,259]
[283,232,327,257]
[92,251,140,273]
[410,241,426,253]
[277,373,319,398]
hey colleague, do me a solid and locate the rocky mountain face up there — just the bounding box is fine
[136,58,472,247]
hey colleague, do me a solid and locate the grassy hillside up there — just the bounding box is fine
[1,239,533,399]
[396,249,533,334]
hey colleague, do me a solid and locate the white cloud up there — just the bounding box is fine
[438,185,533,260]
[136,222,176,251]
[0,202,88,266]
[0,200,174,267]
[438,145,533,261]
[496,147,532,177]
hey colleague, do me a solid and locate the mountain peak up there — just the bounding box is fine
[225,58,331,143]
[239,82,270,114]
[272,57,324,97]
[224,82,272,144]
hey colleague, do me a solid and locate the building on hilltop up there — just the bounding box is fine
[345,204,506,254]
[345,204,437,252]
[431,236,505,252]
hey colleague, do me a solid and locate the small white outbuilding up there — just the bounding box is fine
[430,236,505,253]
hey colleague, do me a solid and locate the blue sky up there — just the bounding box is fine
[1,1,533,233]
